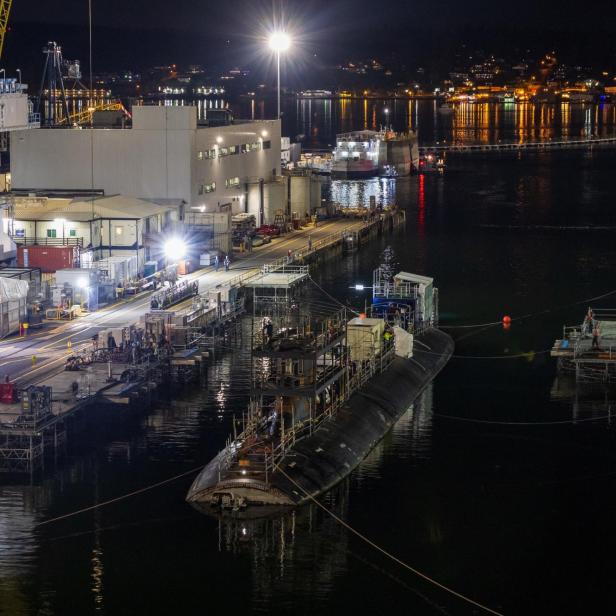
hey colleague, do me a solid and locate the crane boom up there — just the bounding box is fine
[0,0,12,59]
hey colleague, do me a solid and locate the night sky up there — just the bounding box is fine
[4,0,616,77]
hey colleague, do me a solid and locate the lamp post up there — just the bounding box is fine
[16,69,21,86]
[269,32,290,120]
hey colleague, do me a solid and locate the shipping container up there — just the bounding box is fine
[18,245,79,273]
[347,317,384,363]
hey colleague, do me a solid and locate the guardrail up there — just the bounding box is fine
[419,136,616,154]
[11,236,83,247]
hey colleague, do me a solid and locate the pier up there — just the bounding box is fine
[0,208,405,473]
[551,309,616,383]
[419,135,616,155]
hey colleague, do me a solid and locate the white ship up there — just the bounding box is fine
[331,129,419,178]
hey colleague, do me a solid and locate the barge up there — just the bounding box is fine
[187,251,453,513]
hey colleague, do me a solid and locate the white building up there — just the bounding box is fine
[10,106,282,218]
[11,194,181,268]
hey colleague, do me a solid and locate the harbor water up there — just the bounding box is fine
[2,103,616,615]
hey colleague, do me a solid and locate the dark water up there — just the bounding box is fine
[3,113,616,615]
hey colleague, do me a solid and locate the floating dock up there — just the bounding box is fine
[551,309,616,383]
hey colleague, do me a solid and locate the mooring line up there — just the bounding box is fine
[35,466,202,528]
[275,465,504,616]
[433,413,613,426]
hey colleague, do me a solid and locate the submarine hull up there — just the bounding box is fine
[187,328,453,511]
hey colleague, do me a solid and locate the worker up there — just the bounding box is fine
[592,324,601,350]
[308,237,313,251]
[214,254,220,272]
[224,255,230,271]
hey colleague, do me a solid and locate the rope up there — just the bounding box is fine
[440,321,502,329]
[308,277,361,316]
[433,412,614,426]
[414,348,552,360]
[35,466,202,528]
[274,464,504,616]
[439,286,616,331]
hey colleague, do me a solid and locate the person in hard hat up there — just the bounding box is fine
[224,255,230,271]
[214,254,220,272]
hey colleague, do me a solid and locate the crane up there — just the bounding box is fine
[0,0,12,59]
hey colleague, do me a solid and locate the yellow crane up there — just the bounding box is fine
[57,100,131,126]
[0,0,12,59]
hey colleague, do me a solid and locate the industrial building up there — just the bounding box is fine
[10,105,282,218]
[10,194,182,270]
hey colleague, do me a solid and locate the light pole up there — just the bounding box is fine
[16,69,21,86]
[269,32,290,120]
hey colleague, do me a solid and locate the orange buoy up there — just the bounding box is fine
[502,315,512,325]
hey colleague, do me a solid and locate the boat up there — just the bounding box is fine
[437,102,454,115]
[186,250,454,514]
[418,153,445,173]
[331,129,419,178]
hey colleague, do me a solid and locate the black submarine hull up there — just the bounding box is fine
[186,328,453,511]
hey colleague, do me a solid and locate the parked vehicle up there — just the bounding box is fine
[256,225,281,237]
[252,234,271,247]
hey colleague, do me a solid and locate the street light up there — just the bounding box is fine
[269,31,291,120]
[164,237,187,262]
[16,69,21,87]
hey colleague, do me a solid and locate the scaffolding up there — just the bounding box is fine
[0,386,67,474]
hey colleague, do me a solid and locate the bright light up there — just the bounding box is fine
[54,218,66,224]
[77,277,89,289]
[216,136,223,144]
[164,237,187,261]
[269,32,291,52]
[354,284,365,291]
[261,130,268,138]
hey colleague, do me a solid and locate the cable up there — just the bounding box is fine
[414,348,552,360]
[440,321,502,329]
[308,277,361,315]
[433,412,614,426]
[440,286,616,331]
[35,466,202,528]
[274,464,504,616]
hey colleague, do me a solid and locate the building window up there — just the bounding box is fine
[249,141,261,151]
[262,140,271,149]
[47,229,57,238]
[229,145,239,155]
[14,228,25,238]
[198,149,217,160]
[241,143,249,154]
[225,177,240,188]
[69,229,77,237]
[200,182,216,194]
[219,147,229,157]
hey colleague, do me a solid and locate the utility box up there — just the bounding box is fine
[347,317,384,363]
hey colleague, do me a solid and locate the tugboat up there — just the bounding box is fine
[186,251,453,514]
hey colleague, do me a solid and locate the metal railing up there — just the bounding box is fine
[10,236,83,247]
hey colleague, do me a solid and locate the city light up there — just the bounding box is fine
[164,237,187,261]
[269,32,291,52]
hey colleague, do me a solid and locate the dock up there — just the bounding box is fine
[551,309,616,383]
[420,135,616,155]
[0,208,405,473]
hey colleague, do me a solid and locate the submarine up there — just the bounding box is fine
[187,250,454,513]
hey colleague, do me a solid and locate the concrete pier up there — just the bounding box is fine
[0,208,405,473]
